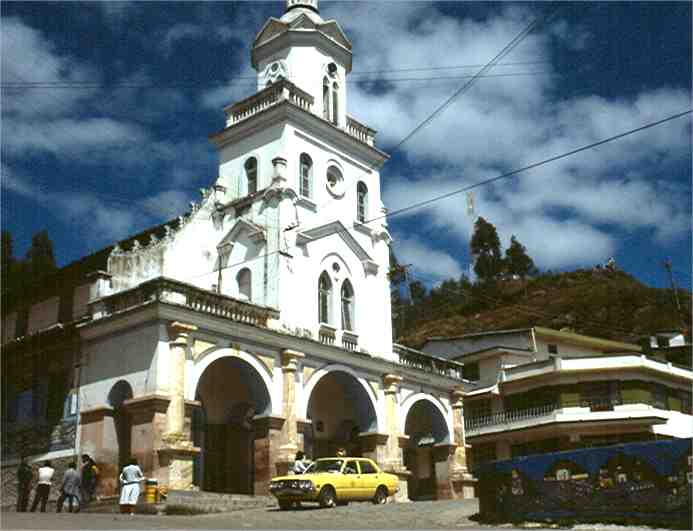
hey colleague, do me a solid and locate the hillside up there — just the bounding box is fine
[395,268,691,350]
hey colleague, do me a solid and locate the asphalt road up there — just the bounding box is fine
[2,500,480,530]
[1,501,670,531]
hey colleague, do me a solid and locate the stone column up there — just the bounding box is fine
[382,374,411,502]
[165,322,196,438]
[449,389,477,499]
[158,322,200,490]
[80,406,118,497]
[277,349,304,472]
[253,415,286,494]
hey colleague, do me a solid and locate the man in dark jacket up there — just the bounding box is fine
[80,454,98,508]
[16,457,33,512]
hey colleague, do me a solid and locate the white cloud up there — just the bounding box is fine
[393,234,464,281]
[332,2,690,276]
[161,23,206,56]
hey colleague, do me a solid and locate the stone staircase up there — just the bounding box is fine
[80,491,275,515]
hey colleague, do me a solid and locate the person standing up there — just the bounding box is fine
[30,461,54,512]
[293,451,310,474]
[16,457,33,512]
[56,462,81,513]
[118,458,144,515]
[80,454,98,508]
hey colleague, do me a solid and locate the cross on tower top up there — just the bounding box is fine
[286,0,319,13]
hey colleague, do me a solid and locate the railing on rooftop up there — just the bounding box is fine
[222,79,378,146]
[90,277,279,328]
[394,345,464,380]
[225,79,314,127]
[346,116,376,146]
[465,403,558,434]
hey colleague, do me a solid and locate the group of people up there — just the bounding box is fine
[16,454,98,513]
[292,447,348,474]
[16,454,144,515]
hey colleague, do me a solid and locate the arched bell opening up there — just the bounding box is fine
[403,399,450,501]
[193,356,271,494]
[306,371,377,459]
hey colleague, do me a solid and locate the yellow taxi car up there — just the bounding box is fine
[269,457,399,510]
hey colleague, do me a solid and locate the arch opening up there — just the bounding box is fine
[403,399,451,501]
[108,380,133,471]
[305,370,377,459]
[193,356,271,494]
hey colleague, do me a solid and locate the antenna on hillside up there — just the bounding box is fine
[663,258,684,329]
[466,192,476,281]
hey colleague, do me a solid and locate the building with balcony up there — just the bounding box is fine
[1,0,475,506]
[421,328,693,467]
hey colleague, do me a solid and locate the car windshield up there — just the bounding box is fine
[306,460,344,473]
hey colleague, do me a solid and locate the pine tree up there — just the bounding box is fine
[505,235,537,280]
[470,217,503,283]
[26,230,56,278]
[1,230,14,291]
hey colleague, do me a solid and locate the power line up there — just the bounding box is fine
[404,268,655,340]
[181,108,692,285]
[0,61,552,89]
[307,7,557,218]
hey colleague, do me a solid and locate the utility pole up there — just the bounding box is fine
[663,258,684,328]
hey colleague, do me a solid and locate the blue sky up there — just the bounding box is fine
[2,1,691,291]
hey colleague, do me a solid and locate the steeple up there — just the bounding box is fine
[286,0,319,14]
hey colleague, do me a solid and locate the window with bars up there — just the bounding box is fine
[245,157,258,195]
[341,280,354,331]
[322,77,330,120]
[237,268,252,301]
[318,272,332,324]
[357,181,368,223]
[331,82,339,125]
[300,153,312,198]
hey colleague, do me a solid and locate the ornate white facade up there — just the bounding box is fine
[2,0,474,505]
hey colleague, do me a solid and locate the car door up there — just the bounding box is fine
[341,460,360,500]
[356,459,380,499]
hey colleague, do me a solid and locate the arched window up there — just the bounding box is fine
[318,272,332,324]
[357,182,368,223]
[300,153,312,198]
[322,77,330,120]
[237,268,252,300]
[245,157,258,195]
[341,280,354,331]
[331,82,339,125]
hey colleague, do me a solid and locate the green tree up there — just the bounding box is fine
[470,217,503,283]
[505,235,537,279]
[2,230,14,290]
[25,230,56,278]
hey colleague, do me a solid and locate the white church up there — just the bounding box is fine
[1,0,474,503]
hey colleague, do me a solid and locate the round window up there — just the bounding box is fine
[326,166,345,198]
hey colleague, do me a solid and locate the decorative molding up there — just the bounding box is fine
[296,220,378,276]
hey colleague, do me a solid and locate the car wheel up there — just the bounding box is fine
[373,486,388,505]
[318,486,336,508]
[278,499,292,511]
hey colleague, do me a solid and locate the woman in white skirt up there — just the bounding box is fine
[119,458,144,514]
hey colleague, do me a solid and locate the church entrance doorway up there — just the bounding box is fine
[193,356,271,494]
[403,399,450,501]
[306,371,377,459]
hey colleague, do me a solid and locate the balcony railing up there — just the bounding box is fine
[90,277,279,328]
[346,116,376,146]
[465,403,558,433]
[224,79,314,127]
[394,345,464,380]
[221,79,378,146]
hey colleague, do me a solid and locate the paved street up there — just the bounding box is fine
[2,500,480,530]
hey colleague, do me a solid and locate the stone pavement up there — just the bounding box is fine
[2,499,480,529]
